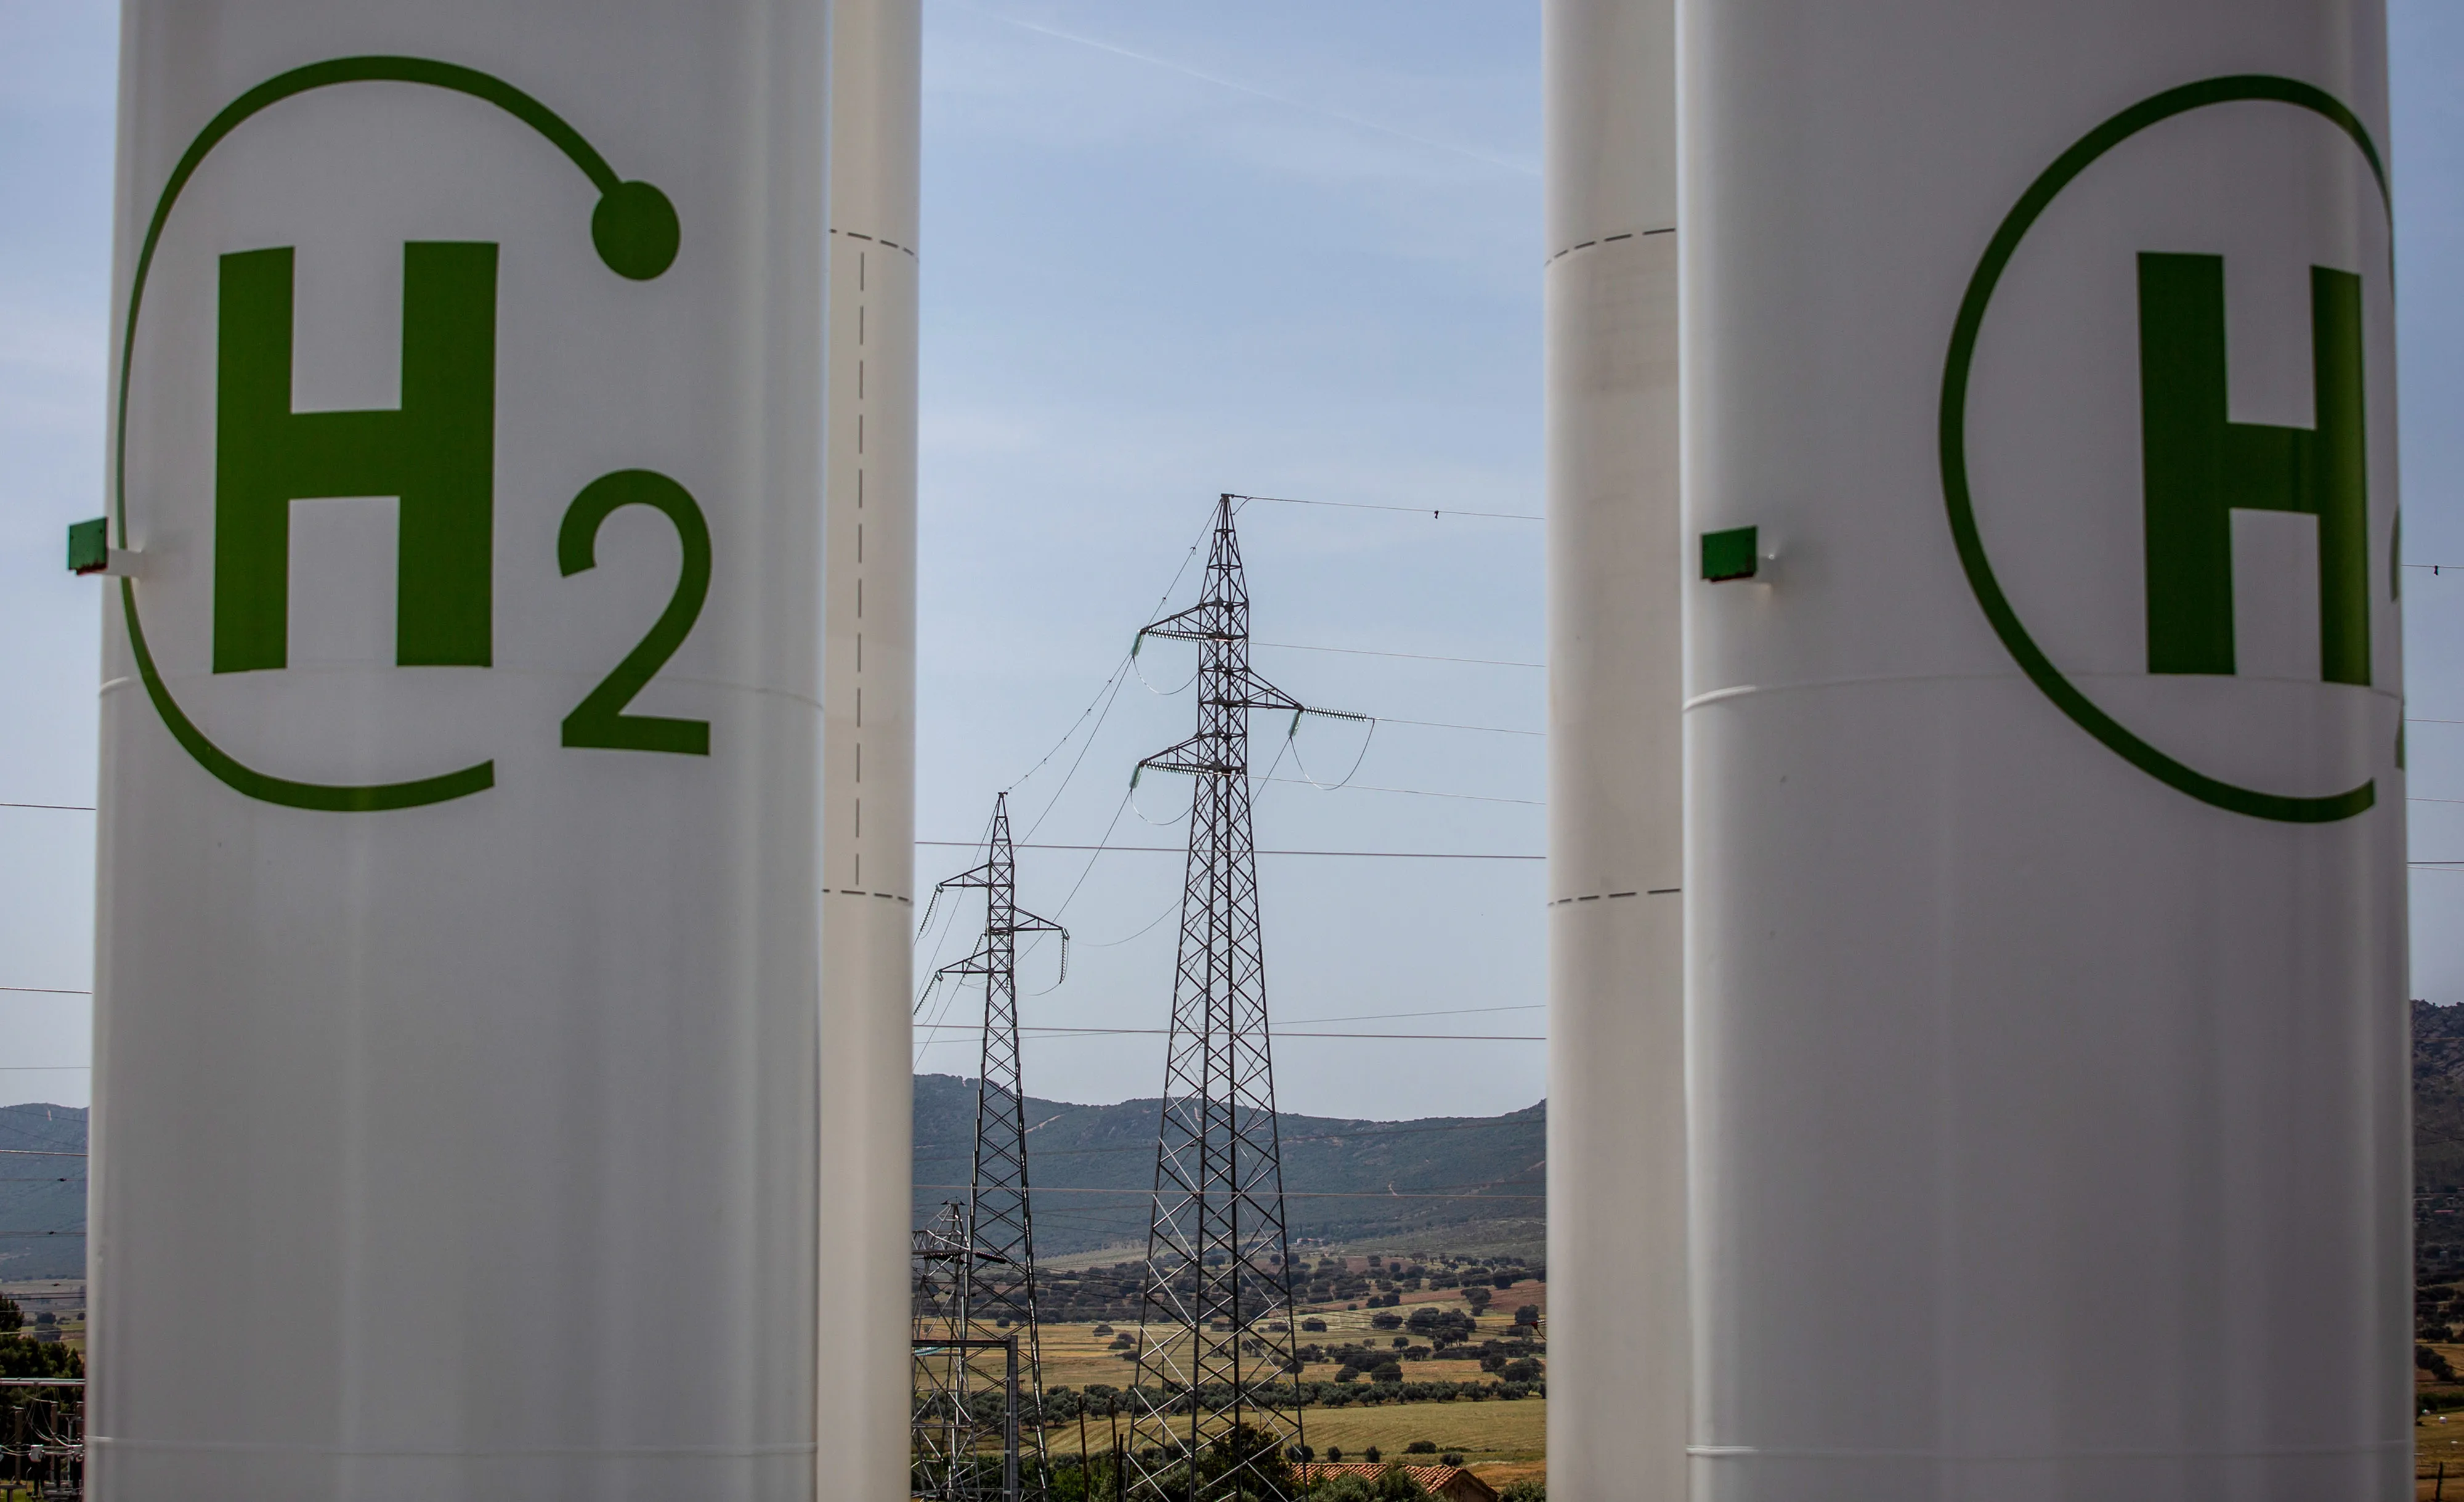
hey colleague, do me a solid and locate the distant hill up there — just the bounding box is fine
[0,1104,86,1281]
[914,1074,1545,1259]
[30,1011,2455,1280]
[2417,1001,2464,1283]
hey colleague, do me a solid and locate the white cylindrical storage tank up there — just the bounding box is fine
[91,4,827,1495]
[1684,4,2407,1500]
[1544,1,1686,1499]
[816,0,921,1495]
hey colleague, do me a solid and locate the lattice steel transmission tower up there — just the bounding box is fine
[1124,495,1343,1501]
[917,795,1066,1501]
[912,1201,982,1497]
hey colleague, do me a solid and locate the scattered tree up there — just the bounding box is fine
[1464,1287,1493,1313]
[1512,1305,1539,1328]
[1404,1440,1438,1454]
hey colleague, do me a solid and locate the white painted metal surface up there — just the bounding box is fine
[816,0,921,1496]
[91,4,827,1495]
[1544,1,1685,1498]
[1683,4,2407,1498]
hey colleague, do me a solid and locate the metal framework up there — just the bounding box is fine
[0,1378,83,1500]
[914,797,1066,1501]
[912,1201,981,1497]
[1123,495,1326,1501]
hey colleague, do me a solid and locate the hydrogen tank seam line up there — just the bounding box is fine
[1685,672,2406,713]
[134,667,827,713]
[1546,224,1674,262]
[88,1439,820,1458]
[828,226,918,259]
[1547,888,1674,906]
[1688,1440,2408,1460]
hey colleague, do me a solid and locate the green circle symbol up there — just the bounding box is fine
[593,181,681,280]
[1939,75,2390,824]
[116,56,676,811]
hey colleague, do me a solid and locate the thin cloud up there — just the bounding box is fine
[946,1,1538,179]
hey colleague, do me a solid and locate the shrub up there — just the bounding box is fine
[2425,1345,2459,1383]
[1513,1305,1540,1328]
[1326,1447,1343,1462]
[1405,1440,1437,1454]
[1440,1453,1464,1467]
[1303,1318,1329,1333]
[1371,1312,1404,1330]
[1364,1445,1382,1463]
[1501,1483,1547,1502]
[1493,1272,1519,1289]
[1371,1360,1404,1383]
[1500,1358,1542,1382]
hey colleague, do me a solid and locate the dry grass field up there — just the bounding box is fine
[1031,1272,1547,1392]
[1021,1267,1549,1489]
[1037,1396,1545,1467]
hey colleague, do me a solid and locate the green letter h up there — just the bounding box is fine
[214,243,496,674]
[2138,253,2368,685]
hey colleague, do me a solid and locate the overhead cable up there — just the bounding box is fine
[1228,492,1541,524]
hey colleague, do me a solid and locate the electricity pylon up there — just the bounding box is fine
[912,1201,981,1497]
[1124,495,1344,1501]
[928,795,1066,1500]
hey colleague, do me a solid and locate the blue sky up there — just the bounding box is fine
[1,1,2458,1121]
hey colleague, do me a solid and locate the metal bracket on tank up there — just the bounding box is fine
[67,518,141,578]
[1701,524,1778,583]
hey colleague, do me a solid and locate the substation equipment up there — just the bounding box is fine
[89,1,834,1495]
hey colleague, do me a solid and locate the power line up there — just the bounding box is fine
[0,802,92,813]
[1254,641,1541,670]
[917,1025,1544,1042]
[1258,775,1539,807]
[918,842,1541,861]
[1376,715,1541,737]
[918,1114,1541,1166]
[917,1184,1542,1203]
[1228,493,1541,524]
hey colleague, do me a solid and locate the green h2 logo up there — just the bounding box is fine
[114,58,713,812]
[214,242,498,675]
[2138,254,2368,686]
[1942,76,2392,824]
